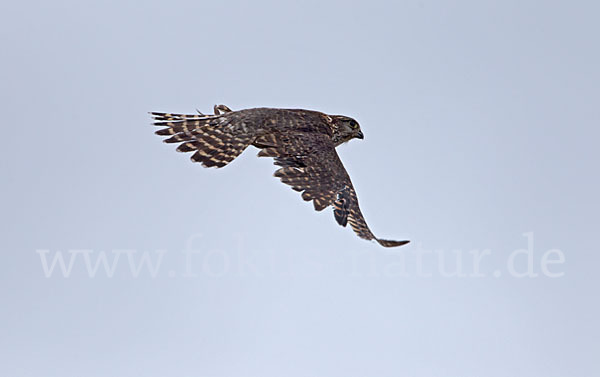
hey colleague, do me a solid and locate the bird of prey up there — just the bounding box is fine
[151,105,409,247]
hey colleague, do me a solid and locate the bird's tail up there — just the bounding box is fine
[150,105,253,168]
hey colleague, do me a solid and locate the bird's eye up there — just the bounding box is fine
[349,120,358,129]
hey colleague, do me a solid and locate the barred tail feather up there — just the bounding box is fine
[190,131,253,168]
[151,110,253,168]
[150,112,216,121]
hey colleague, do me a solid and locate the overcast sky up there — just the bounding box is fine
[1,1,599,376]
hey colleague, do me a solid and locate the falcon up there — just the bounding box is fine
[151,105,409,247]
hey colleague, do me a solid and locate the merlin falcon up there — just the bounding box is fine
[151,105,409,247]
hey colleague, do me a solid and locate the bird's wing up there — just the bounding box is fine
[256,131,409,247]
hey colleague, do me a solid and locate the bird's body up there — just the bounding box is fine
[151,105,409,247]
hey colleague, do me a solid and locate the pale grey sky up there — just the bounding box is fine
[1,1,599,376]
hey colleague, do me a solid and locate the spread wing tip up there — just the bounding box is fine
[376,239,410,248]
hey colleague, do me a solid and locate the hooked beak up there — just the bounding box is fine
[356,131,364,140]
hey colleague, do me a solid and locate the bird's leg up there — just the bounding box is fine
[213,104,233,115]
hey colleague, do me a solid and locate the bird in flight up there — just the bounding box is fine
[151,105,409,247]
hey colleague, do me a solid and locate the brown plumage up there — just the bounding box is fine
[151,105,409,248]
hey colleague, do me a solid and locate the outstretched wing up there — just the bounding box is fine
[255,131,409,247]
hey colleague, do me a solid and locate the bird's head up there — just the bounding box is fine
[330,115,364,146]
